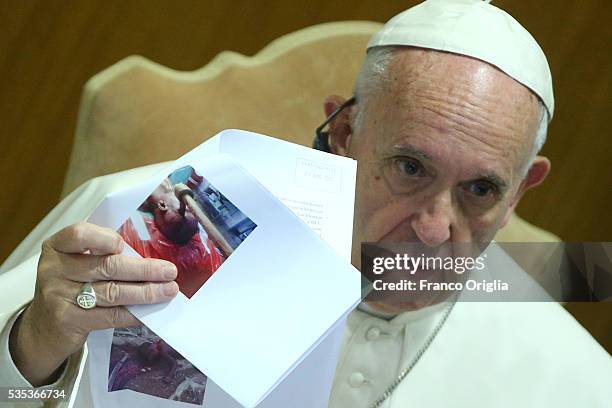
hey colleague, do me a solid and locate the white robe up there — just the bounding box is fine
[1,164,610,408]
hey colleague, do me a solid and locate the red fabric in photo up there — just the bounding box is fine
[120,217,223,298]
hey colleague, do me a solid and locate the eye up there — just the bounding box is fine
[395,158,424,177]
[467,181,497,198]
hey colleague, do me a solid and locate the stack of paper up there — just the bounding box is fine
[85,130,361,407]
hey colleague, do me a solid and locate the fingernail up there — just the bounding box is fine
[161,282,179,297]
[163,264,177,280]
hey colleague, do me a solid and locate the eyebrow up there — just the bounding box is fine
[390,144,509,192]
[390,144,433,161]
[473,171,508,192]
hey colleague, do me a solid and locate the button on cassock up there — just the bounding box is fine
[366,326,382,341]
[349,372,366,387]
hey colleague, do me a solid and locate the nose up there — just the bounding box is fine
[410,190,454,246]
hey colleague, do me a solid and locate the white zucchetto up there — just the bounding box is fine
[368,0,554,119]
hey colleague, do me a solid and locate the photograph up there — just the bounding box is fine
[108,325,207,405]
[118,165,257,298]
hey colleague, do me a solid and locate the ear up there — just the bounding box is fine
[323,95,354,156]
[500,156,551,228]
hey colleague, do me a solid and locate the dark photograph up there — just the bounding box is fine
[108,325,207,405]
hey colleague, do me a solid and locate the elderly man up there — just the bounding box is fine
[1,1,610,407]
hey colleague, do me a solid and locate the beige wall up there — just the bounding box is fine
[1,1,610,350]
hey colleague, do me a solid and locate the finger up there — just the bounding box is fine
[62,253,178,283]
[89,280,179,307]
[45,222,124,255]
[84,307,142,331]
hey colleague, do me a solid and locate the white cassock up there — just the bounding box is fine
[0,164,610,408]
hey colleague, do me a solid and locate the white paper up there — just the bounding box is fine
[86,130,360,407]
[216,130,356,261]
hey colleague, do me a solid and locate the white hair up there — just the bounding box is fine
[353,46,548,176]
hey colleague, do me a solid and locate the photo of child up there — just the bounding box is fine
[118,165,257,298]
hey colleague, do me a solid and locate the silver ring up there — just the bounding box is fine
[76,282,97,309]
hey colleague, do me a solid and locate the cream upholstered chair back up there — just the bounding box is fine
[63,21,379,194]
[62,21,559,250]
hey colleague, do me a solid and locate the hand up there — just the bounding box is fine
[8,222,179,386]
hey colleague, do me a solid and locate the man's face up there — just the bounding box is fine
[326,49,549,267]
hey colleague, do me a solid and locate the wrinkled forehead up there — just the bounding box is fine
[371,48,542,166]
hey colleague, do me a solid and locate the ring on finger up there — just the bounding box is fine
[76,282,97,309]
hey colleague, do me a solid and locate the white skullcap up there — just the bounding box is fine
[367,0,554,120]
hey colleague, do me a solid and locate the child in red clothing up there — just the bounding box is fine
[120,179,223,298]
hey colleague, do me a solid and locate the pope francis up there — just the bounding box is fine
[1,0,611,407]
